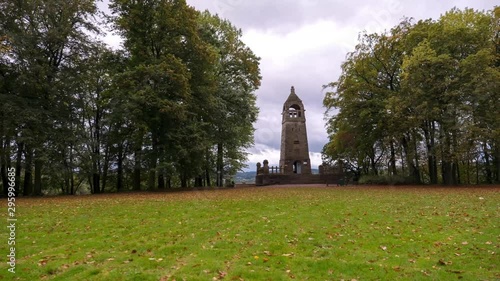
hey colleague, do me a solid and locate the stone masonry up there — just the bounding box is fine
[279,86,312,175]
[255,86,344,186]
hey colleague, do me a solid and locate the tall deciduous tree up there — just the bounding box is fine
[0,0,100,194]
[197,11,261,187]
[324,7,499,185]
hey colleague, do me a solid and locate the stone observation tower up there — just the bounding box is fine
[279,86,311,175]
[255,86,343,186]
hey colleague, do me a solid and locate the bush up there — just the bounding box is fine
[358,174,414,185]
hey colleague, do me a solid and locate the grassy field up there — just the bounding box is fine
[1,185,498,280]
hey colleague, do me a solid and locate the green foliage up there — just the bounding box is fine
[323,7,500,185]
[197,11,261,186]
[0,0,260,194]
[0,0,101,194]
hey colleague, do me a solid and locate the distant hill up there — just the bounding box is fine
[234,169,319,184]
[234,171,256,184]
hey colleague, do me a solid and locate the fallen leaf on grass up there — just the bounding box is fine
[438,259,452,266]
[446,269,465,274]
[213,270,227,280]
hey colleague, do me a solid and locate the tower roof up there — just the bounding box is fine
[285,86,302,103]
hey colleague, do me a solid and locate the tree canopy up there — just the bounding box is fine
[323,7,500,185]
[0,0,261,194]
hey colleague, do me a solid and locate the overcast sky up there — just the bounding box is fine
[102,0,495,171]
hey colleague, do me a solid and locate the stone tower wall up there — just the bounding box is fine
[279,86,311,175]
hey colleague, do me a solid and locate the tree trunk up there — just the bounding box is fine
[464,160,470,185]
[62,147,69,194]
[14,141,23,194]
[443,126,452,183]
[92,173,100,194]
[494,144,500,183]
[476,156,480,184]
[390,141,397,176]
[92,141,100,193]
[441,134,452,186]
[133,146,142,191]
[166,176,171,189]
[442,160,453,185]
[423,120,438,184]
[412,133,421,184]
[148,153,157,190]
[216,142,223,187]
[400,145,406,175]
[102,143,110,192]
[70,169,74,195]
[158,172,165,189]
[402,135,418,183]
[368,147,378,175]
[205,167,211,187]
[430,121,438,184]
[194,176,203,187]
[63,174,69,194]
[94,102,101,193]
[441,131,452,186]
[180,174,187,188]
[117,143,124,191]
[453,161,460,185]
[483,142,492,184]
[0,137,10,195]
[451,130,459,185]
[0,163,7,195]
[34,157,42,196]
[24,148,33,195]
[68,143,75,195]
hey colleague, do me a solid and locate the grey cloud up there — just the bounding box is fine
[189,0,362,32]
[187,0,497,171]
[98,0,498,172]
